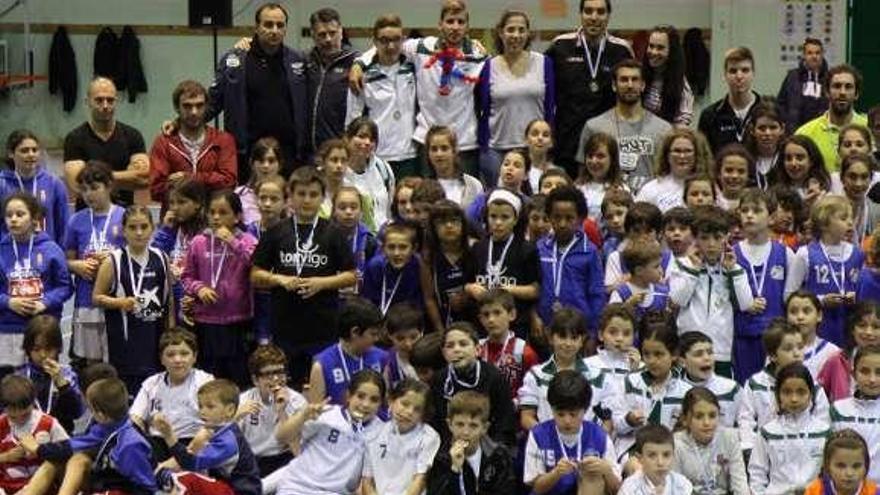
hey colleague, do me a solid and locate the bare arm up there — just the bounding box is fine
[64,160,86,199]
[112,153,150,190]
[307,361,326,404]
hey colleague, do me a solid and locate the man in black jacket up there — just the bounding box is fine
[777,38,828,132]
[698,46,762,154]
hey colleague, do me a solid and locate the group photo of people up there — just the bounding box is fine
[2,0,880,494]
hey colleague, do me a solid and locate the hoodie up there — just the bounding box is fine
[0,168,70,245]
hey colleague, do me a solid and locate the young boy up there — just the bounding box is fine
[733,188,800,383]
[153,379,260,495]
[788,290,840,377]
[309,296,387,405]
[768,185,805,250]
[426,391,516,494]
[605,202,668,293]
[21,378,156,495]
[476,289,540,402]
[251,166,357,387]
[537,185,605,337]
[383,302,424,388]
[129,328,214,459]
[609,242,670,323]
[618,425,693,495]
[600,188,633,264]
[0,375,68,493]
[678,331,742,426]
[668,205,755,377]
[662,206,693,258]
[237,345,307,477]
[409,331,446,385]
[584,303,641,397]
[362,223,422,314]
[524,370,621,495]
[525,194,551,243]
[737,318,831,452]
[63,161,125,370]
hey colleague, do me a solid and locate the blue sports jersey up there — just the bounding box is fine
[361,254,422,314]
[314,343,387,405]
[733,241,787,337]
[530,419,608,495]
[804,241,864,347]
[63,206,125,308]
[612,283,669,321]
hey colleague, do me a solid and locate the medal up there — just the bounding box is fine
[292,214,320,276]
[589,81,599,93]
[579,32,606,95]
[393,110,402,120]
[486,235,514,289]
[552,300,564,312]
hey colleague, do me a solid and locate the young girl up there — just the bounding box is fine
[248,176,287,344]
[642,25,693,126]
[345,117,396,230]
[333,186,377,295]
[830,345,880,481]
[835,124,875,183]
[714,143,754,211]
[274,370,385,495]
[819,303,880,401]
[465,189,539,337]
[318,139,371,226]
[2,130,69,245]
[576,132,626,222]
[426,126,483,210]
[749,363,831,495]
[93,205,173,395]
[678,331,742,426]
[0,192,72,373]
[672,387,749,495]
[465,148,530,228]
[64,161,125,368]
[637,128,710,212]
[804,429,877,495]
[794,195,865,347]
[746,102,787,191]
[181,191,257,386]
[839,154,876,246]
[363,379,441,495]
[525,119,560,193]
[777,135,832,207]
[391,177,423,224]
[423,200,472,333]
[584,303,641,397]
[524,194,550,242]
[683,174,716,208]
[787,290,841,377]
[235,137,284,226]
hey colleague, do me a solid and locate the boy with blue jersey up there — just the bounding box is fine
[362,223,422,314]
[309,296,387,405]
[524,370,620,495]
[609,242,670,324]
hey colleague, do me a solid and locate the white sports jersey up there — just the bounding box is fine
[802,338,840,378]
[748,410,829,495]
[618,470,693,495]
[517,357,615,424]
[831,396,880,482]
[129,368,214,438]
[239,387,307,458]
[681,372,742,427]
[364,421,441,495]
[584,349,634,398]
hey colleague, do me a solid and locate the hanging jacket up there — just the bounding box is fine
[49,26,78,112]
[118,25,147,103]
[93,27,119,82]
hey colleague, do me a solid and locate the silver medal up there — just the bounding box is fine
[589,81,599,93]
[393,110,402,120]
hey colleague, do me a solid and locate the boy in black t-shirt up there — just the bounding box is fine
[251,167,356,386]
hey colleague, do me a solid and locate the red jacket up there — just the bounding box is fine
[149,126,237,204]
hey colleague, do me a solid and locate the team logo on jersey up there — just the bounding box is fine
[850,268,860,283]
[278,244,328,270]
[770,265,785,280]
[475,270,517,289]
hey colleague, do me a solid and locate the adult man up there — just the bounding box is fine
[63,77,149,207]
[545,0,633,177]
[150,80,237,207]
[698,47,762,154]
[777,38,829,132]
[796,64,867,173]
[576,59,671,193]
[307,8,358,151]
[207,2,308,179]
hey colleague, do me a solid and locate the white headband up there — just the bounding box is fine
[487,189,522,217]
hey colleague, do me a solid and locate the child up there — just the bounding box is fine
[537,185,605,338]
[426,126,483,210]
[235,137,285,225]
[677,331,742,426]
[788,290,842,377]
[424,200,471,332]
[830,345,880,481]
[0,192,73,371]
[431,322,516,448]
[525,119,560,193]
[734,187,800,383]
[637,128,710,213]
[838,153,875,246]
[0,375,68,494]
[617,425,693,495]
[363,379,441,495]
[2,130,68,245]
[465,148,530,226]
[318,139,365,224]
[538,168,574,197]
[818,302,880,401]
[275,370,386,495]
[309,296,387,405]
[524,194,551,243]
[182,191,257,385]
[746,102,786,191]
[524,370,621,495]
[769,184,807,250]
[713,143,754,211]
[16,315,84,434]
[584,303,641,397]
[604,201,665,293]
[662,207,693,259]
[362,222,422,314]
[476,289,540,402]
[576,132,626,222]
[250,176,288,344]
[748,363,830,495]
[672,387,749,494]
[64,160,125,368]
[599,188,633,261]
[344,117,396,230]
[466,188,539,336]
[778,135,831,205]
[129,328,214,459]
[383,302,424,388]
[251,166,357,387]
[21,378,156,495]
[410,179,446,254]
[153,379,260,495]
[93,205,173,394]
[609,241,670,324]
[803,429,877,495]
[683,174,716,208]
[237,344,307,477]
[668,205,754,377]
[333,186,377,294]
[410,331,446,386]
[426,390,516,494]
[392,177,423,224]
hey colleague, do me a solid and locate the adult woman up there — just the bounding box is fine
[642,25,694,127]
[477,10,555,187]
[636,128,712,212]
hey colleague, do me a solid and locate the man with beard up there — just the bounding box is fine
[796,64,867,173]
[575,59,671,193]
[777,38,829,132]
[698,47,762,154]
[149,80,238,208]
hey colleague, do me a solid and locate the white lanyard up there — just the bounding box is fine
[15,172,37,197]
[380,265,404,315]
[209,231,229,289]
[555,425,583,462]
[486,235,514,288]
[89,206,116,250]
[696,436,719,491]
[552,235,580,300]
[578,32,606,84]
[293,214,319,276]
[125,247,148,297]
[12,234,34,271]
[26,365,55,415]
[172,230,190,261]
[337,343,364,383]
[819,242,847,294]
[443,361,482,398]
[744,243,770,297]
[483,332,514,368]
